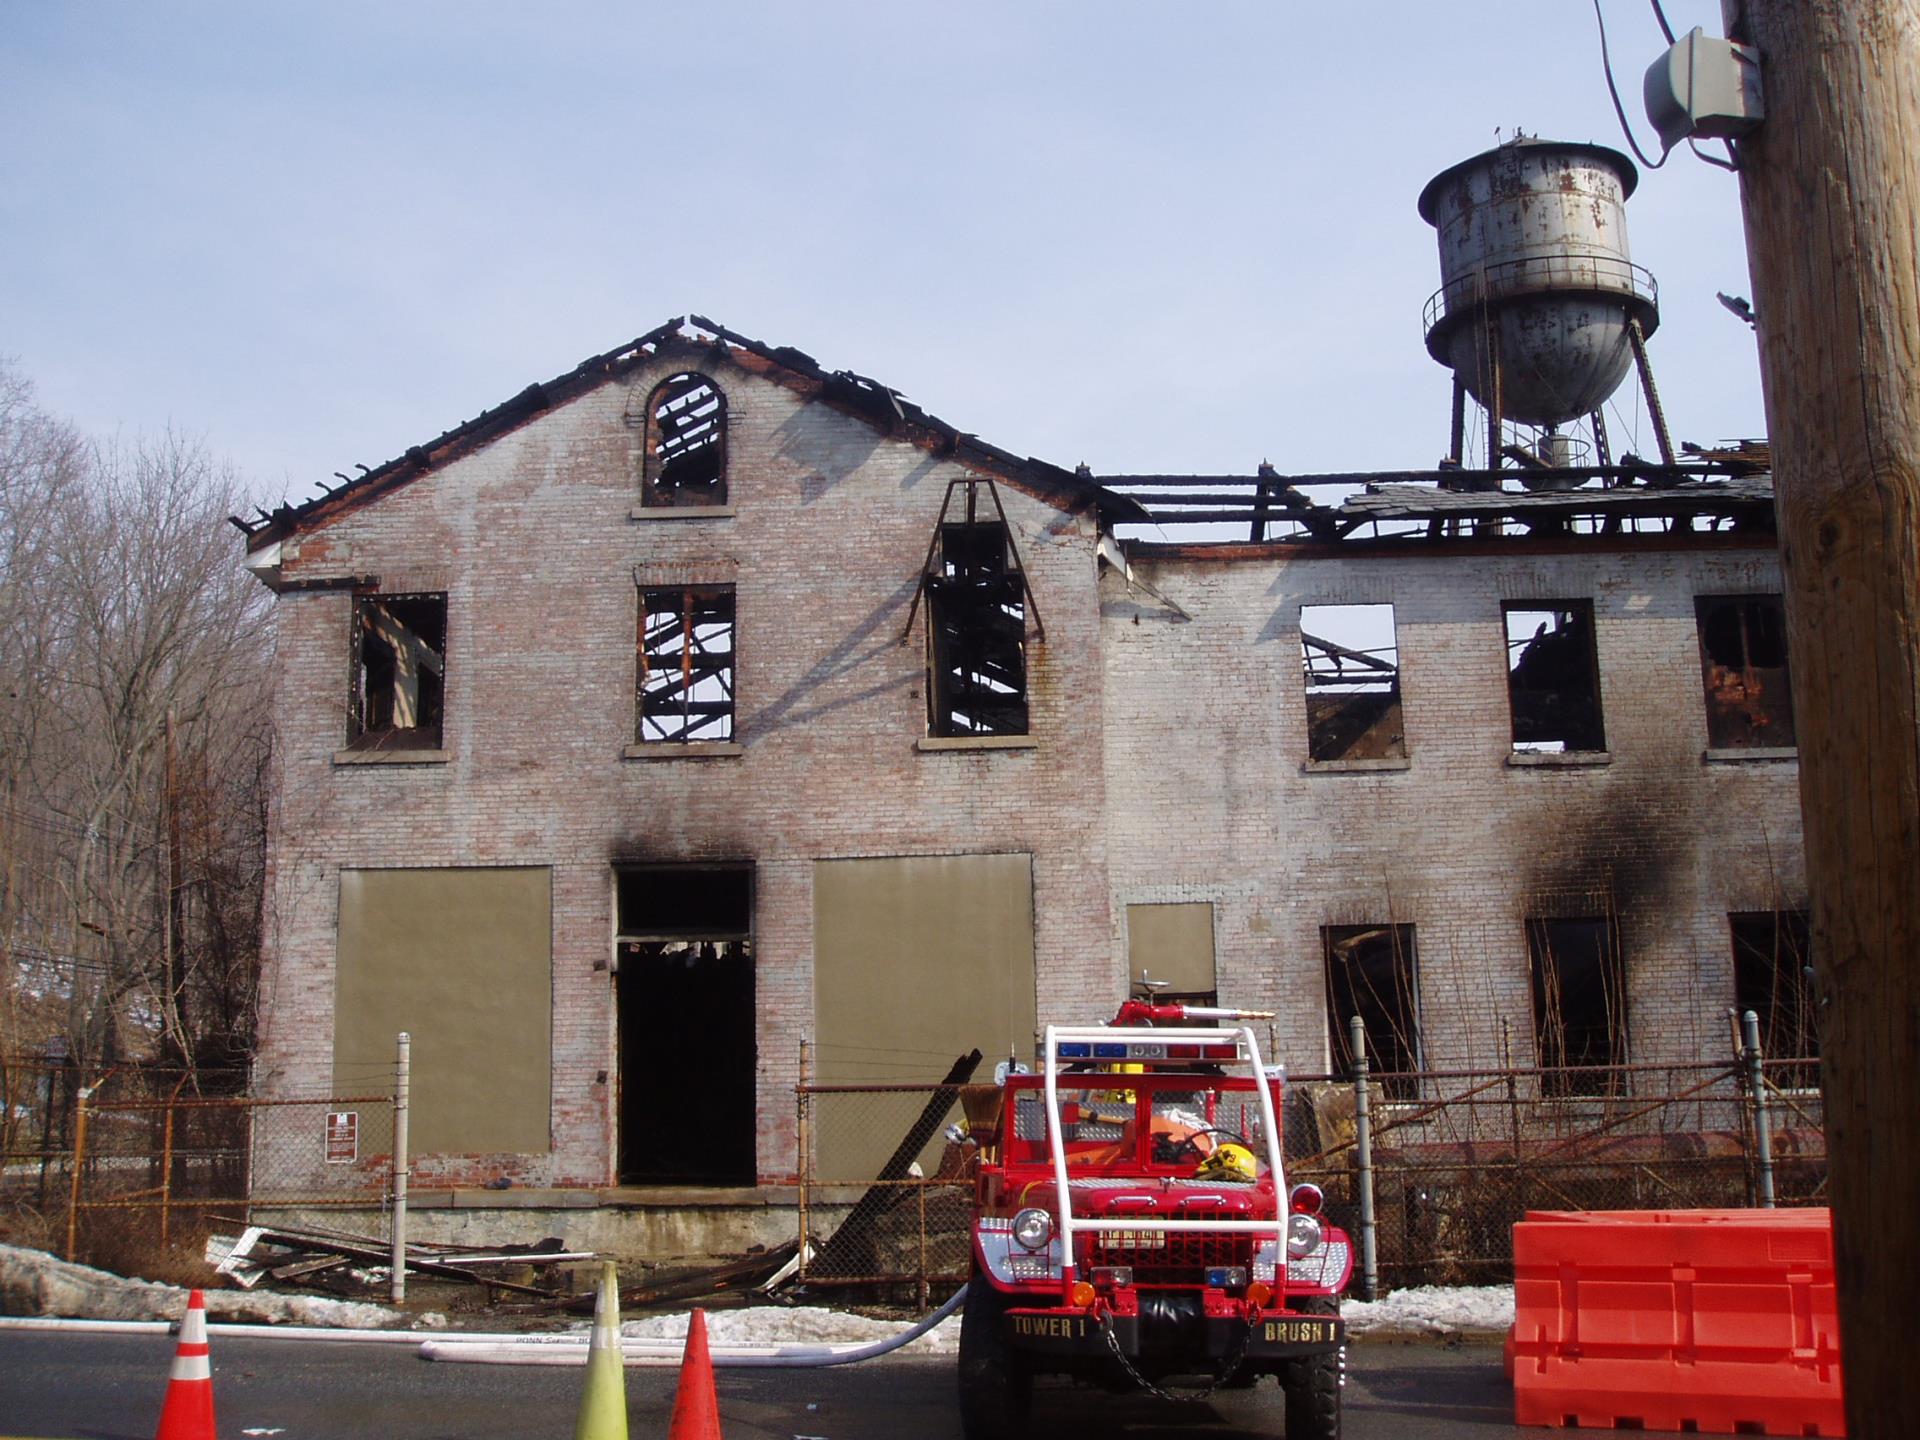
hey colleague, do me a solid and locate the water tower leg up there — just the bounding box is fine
[1589,409,1613,469]
[1483,323,1504,490]
[1448,376,1467,468]
[1627,318,1677,466]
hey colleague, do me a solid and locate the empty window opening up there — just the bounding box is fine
[928,521,1028,736]
[1505,602,1605,753]
[1526,916,1627,1096]
[1323,924,1421,1099]
[1731,911,1816,1061]
[1697,595,1795,748]
[1301,604,1405,762]
[642,372,727,506]
[615,865,755,1185]
[637,586,735,743]
[349,593,445,749]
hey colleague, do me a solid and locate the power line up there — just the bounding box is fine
[1592,0,1671,170]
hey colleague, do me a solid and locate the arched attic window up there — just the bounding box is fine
[641,372,728,507]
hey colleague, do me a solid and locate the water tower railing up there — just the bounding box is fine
[1423,253,1659,341]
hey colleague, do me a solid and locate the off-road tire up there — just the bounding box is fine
[957,1273,1033,1440]
[1280,1294,1342,1440]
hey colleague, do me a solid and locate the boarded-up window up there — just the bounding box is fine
[641,372,727,506]
[927,523,1028,737]
[1126,903,1216,1001]
[1731,910,1816,1061]
[1505,602,1605,753]
[637,586,736,743]
[812,854,1035,1179]
[1301,604,1405,762]
[349,593,445,750]
[1323,924,1421,1100]
[1526,916,1627,1097]
[334,867,551,1155]
[1696,595,1795,748]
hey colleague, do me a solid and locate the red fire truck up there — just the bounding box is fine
[957,1002,1351,1438]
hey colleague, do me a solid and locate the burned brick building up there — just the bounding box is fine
[234,309,1806,1249]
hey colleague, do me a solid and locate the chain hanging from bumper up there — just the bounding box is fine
[1095,1309,1262,1404]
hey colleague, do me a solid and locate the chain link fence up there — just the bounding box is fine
[1284,1053,1825,1291]
[794,1035,1826,1298]
[1,1057,394,1270]
[794,1079,980,1303]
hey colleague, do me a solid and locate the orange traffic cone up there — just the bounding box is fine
[155,1288,216,1440]
[665,1309,722,1440]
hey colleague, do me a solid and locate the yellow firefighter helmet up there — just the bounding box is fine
[1195,1142,1257,1184]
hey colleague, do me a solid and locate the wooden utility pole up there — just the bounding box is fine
[1722,4,1920,1435]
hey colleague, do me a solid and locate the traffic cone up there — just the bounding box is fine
[154,1288,216,1440]
[573,1261,628,1440]
[665,1309,722,1440]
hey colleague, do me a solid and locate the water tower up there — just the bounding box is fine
[1418,138,1673,486]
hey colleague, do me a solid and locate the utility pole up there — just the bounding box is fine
[1722,4,1920,1436]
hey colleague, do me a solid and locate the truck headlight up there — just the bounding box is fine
[1286,1212,1323,1259]
[1013,1207,1054,1251]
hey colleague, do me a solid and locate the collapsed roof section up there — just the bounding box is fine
[1100,444,1774,551]
[229,316,1148,548]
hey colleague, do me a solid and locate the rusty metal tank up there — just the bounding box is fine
[1418,139,1659,428]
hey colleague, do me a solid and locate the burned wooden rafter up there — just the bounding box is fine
[899,475,1045,644]
[212,1222,582,1300]
[349,593,447,749]
[1301,604,1405,763]
[921,494,1033,735]
[645,373,728,498]
[637,586,736,743]
[1098,460,1773,545]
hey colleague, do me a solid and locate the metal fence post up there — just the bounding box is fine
[1349,1014,1379,1301]
[1740,1010,1777,1208]
[390,1032,411,1303]
[159,1092,177,1250]
[796,1038,811,1281]
[64,1081,95,1262]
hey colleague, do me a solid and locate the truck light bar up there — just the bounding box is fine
[1054,1040,1243,1062]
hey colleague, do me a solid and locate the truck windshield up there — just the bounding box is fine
[1003,1076,1275,1172]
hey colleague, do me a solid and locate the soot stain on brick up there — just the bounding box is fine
[1520,772,1696,916]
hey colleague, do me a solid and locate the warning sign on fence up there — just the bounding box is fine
[325,1111,358,1163]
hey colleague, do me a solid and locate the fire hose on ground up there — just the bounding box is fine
[418,1284,968,1367]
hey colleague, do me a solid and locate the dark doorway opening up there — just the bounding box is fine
[615,865,756,1185]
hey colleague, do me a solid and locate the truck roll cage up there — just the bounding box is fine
[1040,1022,1290,1286]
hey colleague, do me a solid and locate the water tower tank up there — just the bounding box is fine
[1418,139,1659,428]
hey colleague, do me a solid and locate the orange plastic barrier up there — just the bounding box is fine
[1510,1208,1843,1436]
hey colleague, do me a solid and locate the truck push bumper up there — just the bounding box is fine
[1005,1307,1343,1360]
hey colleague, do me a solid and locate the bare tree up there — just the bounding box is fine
[0,362,271,1082]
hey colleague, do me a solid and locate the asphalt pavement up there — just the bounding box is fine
[0,1330,1530,1438]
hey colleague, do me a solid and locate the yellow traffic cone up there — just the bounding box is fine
[574,1261,628,1440]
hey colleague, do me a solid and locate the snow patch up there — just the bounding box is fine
[1344,1284,1514,1336]
[0,1243,400,1329]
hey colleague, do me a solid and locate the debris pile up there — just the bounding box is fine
[208,1223,590,1302]
[206,1223,800,1315]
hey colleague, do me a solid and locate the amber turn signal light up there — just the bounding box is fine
[1069,1280,1097,1308]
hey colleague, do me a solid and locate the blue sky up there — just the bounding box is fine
[2,3,1762,509]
